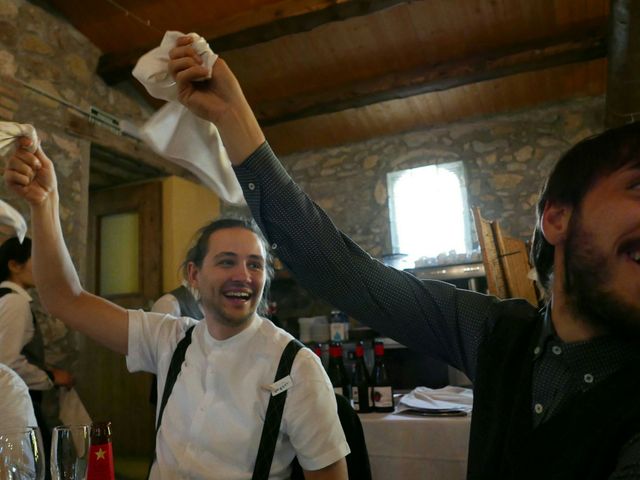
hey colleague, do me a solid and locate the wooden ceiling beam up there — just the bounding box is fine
[605,0,640,127]
[257,24,607,126]
[96,0,411,85]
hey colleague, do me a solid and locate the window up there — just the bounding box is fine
[387,161,472,261]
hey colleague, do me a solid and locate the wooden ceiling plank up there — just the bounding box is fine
[257,24,606,126]
[96,0,412,84]
[265,61,606,156]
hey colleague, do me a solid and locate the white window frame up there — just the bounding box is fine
[387,161,473,261]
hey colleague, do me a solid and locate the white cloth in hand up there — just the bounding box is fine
[133,31,244,205]
[0,200,27,243]
[133,31,217,102]
[0,122,38,157]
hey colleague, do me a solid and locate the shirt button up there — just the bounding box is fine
[552,345,562,355]
[248,182,256,190]
[534,403,544,414]
[533,347,541,355]
[584,373,594,384]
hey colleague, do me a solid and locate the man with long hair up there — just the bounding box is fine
[145,36,640,478]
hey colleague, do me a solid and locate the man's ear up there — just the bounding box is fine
[541,201,572,246]
[187,262,199,288]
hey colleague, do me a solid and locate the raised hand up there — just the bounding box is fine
[4,138,57,206]
[168,36,245,123]
[168,35,265,164]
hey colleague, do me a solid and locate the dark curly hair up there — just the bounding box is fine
[530,121,640,295]
[0,237,32,283]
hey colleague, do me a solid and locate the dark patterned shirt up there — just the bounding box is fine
[233,142,640,478]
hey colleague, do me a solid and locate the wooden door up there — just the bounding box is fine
[77,180,162,461]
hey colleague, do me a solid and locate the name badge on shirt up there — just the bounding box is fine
[263,375,293,397]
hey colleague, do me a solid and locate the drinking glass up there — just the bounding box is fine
[0,426,45,479]
[50,426,89,480]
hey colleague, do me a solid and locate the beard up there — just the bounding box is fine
[564,211,640,341]
[200,291,259,329]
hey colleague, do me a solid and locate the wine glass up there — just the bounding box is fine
[0,426,45,479]
[50,426,89,480]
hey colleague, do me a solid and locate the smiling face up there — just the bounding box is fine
[561,163,640,337]
[188,227,267,335]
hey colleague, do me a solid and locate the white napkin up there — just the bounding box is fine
[0,121,39,157]
[133,31,245,205]
[395,386,473,414]
[0,200,27,243]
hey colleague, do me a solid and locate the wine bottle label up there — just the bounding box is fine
[373,386,393,408]
[330,323,347,342]
[87,442,115,480]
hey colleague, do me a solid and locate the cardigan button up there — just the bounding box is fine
[552,345,562,355]
[534,403,544,414]
[584,373,594,384]
[248,182,256,191]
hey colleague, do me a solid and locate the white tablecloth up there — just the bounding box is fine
[359,412,471,480]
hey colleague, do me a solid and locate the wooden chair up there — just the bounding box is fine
[472,207,539,307]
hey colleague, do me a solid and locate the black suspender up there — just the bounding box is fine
[154,326,304,479]
[251,338,304,480]
[155,325,196,432]
[147,325,196,479]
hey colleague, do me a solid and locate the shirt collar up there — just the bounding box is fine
[535,303,640,376]
[204,314,263,349]
[0,281,33,302]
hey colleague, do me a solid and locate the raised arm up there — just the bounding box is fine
[167,37,500,377]
[4,139,129,355]
[167,36,264,165]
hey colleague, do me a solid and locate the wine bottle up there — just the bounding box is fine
[351,341,372,413]
[372,340,394,412]
[329,310,349,342]
[327,341,351,399]
[87,421,115,480]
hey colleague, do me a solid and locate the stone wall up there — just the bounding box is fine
[233,97,606,324]
[273,97,604,258]
[0,0,152,369]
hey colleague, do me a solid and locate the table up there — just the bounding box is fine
[359,412,471,480]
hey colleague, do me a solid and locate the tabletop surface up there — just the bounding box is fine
[359,411,472,480]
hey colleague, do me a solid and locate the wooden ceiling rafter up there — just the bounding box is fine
[35,0,612,155]
[256,23,607,126]
[96,0,413,85]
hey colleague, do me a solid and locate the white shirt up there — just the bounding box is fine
[0,281,52,390]
[151,292,204,318]
[126,310,349,479]
[0,363,37,429]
